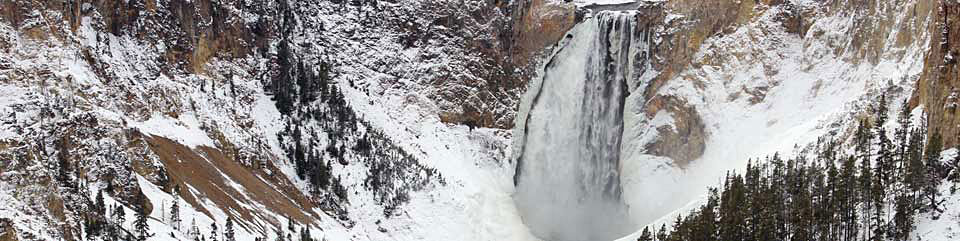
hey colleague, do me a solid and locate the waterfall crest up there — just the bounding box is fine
[513,10,653,241]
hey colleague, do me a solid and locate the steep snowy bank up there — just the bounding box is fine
[619,0,932,236]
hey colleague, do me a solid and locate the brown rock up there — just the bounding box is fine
[434,0,578,129]
[642,95,705,167]
[918,1,960,148]
[0,218,16,241]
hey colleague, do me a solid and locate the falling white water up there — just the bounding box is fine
[513,10,653,241]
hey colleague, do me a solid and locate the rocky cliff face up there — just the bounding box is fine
[0,0,314,237]
[599,0,939,229]
[0,0,271,74]
[0,0,539,240]
[623,0,938,168]
[431,0,577,128]
[919,1,960,148]
[2,0,960,240]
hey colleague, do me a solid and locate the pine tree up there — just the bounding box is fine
[274,38,296,115]
[300,226,313,241]
[225,217,236,241]
[637,227,653,241]
[871,94,893,241]
[652,94,944,241]
[96,189,106,215]
[905,127,927,195]
[86,189,107,238]
[86,214,98,240]
[656,224,668,241]
[875,93,895,190]
[288,217,296,234]
[170,200,180,231]
[791,175,813,241]
[171,184,182,230]
[923,131,944,213]
[104,204,120,241]
[190,218,200,240]
[839,155,859,240]
[695,188,719,240]
[210,223,219,241]
[57,153,72,188]
[950,146,960,188]
[892,193,915,240]
[134,195,152,241]
[855,119,876,241]
[719,174,747,240]
[895,100,913,178]
[667,215,684,241]
[871,169,887,241]
[115,204,126,228]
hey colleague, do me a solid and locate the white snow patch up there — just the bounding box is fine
[130,113,215,149]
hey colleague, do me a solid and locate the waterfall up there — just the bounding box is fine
[513,10,653,241]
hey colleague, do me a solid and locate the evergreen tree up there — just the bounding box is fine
[57,154,72,188]
[839,155,859,240]
[134,195,153,241]
[96,189,106,215]
[950,146,960,188]
[694,188,719,240]
[637,227,653,241]
[652,94,951,241]
[115,204,126,228]
[655,224,668,241]
[875,93,895,190]
[923,131,944,213]
[225,217,236,241]
[170,185,180,230]
[86,189,107,238]
[872,94,893,241]
[905,126,927,196]
[300,226,313,241]
[210,223,219,241]
[892,193,915,240]
[274,39,297,115]
[667,215,684,241]
[190,218,201,240]
[104,204,120,241]
[895,100,913,177]
[288,217,296,234]
[86,214,99,240]
[871,170,887,241]
[719,174,746,240]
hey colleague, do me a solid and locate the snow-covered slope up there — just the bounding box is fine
[0,0,539,240]
[613,0,933,228]
[2,0,959,241]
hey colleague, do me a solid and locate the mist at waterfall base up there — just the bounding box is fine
[513,11,648,241]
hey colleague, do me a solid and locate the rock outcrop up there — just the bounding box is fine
[433,0,578,128]
[641,95,705,167]
[919,1,960,148]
